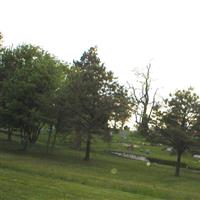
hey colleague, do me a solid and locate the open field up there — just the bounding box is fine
[0,133,200,200]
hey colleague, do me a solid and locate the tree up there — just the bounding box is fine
[1,44,64,149]
[60,47,130,160]
[130,64,158,135]
[0,45,33,139]
[150,88,200,176]
[50,68,83,150]
[110,85,133,130]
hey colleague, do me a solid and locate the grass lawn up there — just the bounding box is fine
[0,132,200,200]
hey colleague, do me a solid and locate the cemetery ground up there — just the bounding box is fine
[0,132,200,200]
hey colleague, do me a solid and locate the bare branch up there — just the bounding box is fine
[148,88,159,119]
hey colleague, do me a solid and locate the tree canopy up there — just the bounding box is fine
[150,88,200,176]
[57,47,132,160]
[0,44,66,149]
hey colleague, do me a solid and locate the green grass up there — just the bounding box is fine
[106,133,200,169]
[0,132,200,199]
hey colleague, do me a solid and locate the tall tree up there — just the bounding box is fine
[60,47,130,160]
[131,64,158,135]
[150,88,200,176]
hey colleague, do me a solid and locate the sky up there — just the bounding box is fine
[1,0,200,98]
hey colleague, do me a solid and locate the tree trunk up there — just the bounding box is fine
[175,152,182,176]
[84,134,91,161]
[22,133,29,151]
[46,124,52,153]
[51,128,57,151]
[7,128,12,141]
[140,114,149,136]
[20,128,29,151]
[73,131,82,150]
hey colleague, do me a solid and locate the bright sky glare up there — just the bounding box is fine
[1,0,200,97]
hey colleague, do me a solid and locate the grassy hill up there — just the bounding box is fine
[0,132,200,200]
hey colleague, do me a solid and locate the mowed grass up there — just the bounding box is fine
[0,133,200,200]
[103,133,200,169]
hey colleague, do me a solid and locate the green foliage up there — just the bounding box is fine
[57,47,132,160]
[164,88,200,130]
[110,85,133,129]
[0,44,66,148]
[150,88,200,176]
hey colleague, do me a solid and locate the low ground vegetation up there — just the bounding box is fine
[1,132,200,200]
